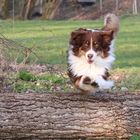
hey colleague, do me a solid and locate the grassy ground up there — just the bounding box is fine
[0,15,140,93]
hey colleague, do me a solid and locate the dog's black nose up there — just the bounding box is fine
[87,54,93,59]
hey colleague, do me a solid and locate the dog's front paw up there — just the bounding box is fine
[99,80,114,89]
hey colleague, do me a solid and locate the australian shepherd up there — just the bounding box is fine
[68,14,119,92]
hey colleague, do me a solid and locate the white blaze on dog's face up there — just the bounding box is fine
[70,28,114,64]
[85,38,97,64]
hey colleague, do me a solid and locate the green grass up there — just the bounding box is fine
[130,135,140,140]
[0,15,140,66]
[12,70,72,93]
[0,15,140,92]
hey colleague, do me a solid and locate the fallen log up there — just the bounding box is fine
[0,92,140,139]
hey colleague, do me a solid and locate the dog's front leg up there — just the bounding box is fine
[75,76,96,92]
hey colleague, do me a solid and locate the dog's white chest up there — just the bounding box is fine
[68,49,115,80]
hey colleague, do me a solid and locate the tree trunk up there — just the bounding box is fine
[0,0,6,18]
[23,0,32,19]
[22,0,36,19]
[133,0,138,15]
[0,92,140,139]
[42,0,62,19]
[100,0,103,14]
[115,0,119,15]
[3,0,9,18]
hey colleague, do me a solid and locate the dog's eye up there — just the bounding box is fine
[84,41,89,46]
[93,42,100,51]
[93,42,99,47]
[81,42,89,51]
[94,42,97,44]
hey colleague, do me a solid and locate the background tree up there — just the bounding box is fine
[133,0,138,14]
[115,0,119,14]
[42,0,62,19]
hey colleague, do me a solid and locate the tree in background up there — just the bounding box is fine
[133,0,138,14]
[42,0,62,19]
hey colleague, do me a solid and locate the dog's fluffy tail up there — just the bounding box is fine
[103,13,119,36]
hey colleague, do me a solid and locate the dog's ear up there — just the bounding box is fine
[100,30,114,43]
[100,30,114,58]
[100,30,114,51]
[70,30,86,47]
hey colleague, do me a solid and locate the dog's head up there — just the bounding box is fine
[70,28,114,64]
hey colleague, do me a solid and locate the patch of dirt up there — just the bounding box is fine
[10,63,65,74]
[111,71,127,82]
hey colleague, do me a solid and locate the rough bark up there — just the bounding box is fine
[0,92,140,139]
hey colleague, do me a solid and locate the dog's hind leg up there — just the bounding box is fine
[95,76,114,90]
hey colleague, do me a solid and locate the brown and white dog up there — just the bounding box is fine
[68,14,119,92]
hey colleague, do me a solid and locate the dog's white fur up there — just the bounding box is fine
[68,37,115,91]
